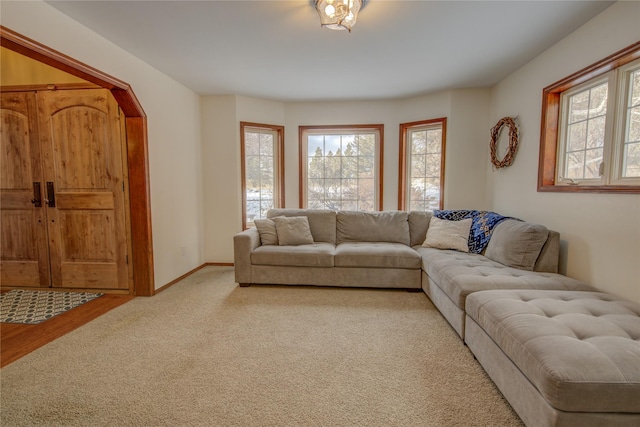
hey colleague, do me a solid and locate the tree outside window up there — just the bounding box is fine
[300,125,383,211]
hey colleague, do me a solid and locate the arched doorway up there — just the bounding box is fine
[1,26,154,296]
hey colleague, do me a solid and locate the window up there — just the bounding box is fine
[398,118,446,211]
[299,125,383,211]
[538,42,640,193]
[240,122,284,229]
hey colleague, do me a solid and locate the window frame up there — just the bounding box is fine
[240,121,285,230]
[398,118,447,211]
[612,59,640,185]
[298,124,384,211]
[538,41,640,194]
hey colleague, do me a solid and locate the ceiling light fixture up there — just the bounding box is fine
[315,0,362,32]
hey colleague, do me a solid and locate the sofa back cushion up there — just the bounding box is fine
[408,210,434,247]
[534,230,560,273]
[267,209,337,244]
[336,211,410,245]
[485,219,549,271]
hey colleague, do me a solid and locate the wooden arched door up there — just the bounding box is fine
[1,26,154,295]
[1,88,131,291]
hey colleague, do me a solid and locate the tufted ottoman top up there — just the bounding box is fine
[416,248,593,309]
[466,289,640,413]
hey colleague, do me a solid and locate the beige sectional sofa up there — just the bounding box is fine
[233,208,640,426]
[234,208,592,337]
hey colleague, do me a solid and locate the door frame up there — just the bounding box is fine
[1,26,155,296]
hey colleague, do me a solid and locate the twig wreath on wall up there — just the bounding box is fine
[490,116,519,169]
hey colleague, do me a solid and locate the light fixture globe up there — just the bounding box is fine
[315,0,362,32]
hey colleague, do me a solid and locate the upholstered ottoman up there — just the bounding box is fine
[464,289,640,427]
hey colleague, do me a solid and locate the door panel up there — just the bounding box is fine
[0,92,50,287]
[38,89,129,290]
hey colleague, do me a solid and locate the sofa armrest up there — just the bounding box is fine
[233,228,261,284]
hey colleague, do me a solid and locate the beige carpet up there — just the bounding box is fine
[0,266,523,426]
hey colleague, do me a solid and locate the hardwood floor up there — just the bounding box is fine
[1,293,133,368]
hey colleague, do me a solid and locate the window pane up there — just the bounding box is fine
[623,69,640,178]
[566,151,585,179]
[357,135,375,157]
[308,135,325,156]
[245,132,260,155]
[325,135,341,155]
[259,134,273,156]
[569,90,589,123]
[584,148,603,179]
[409,200,425,212]
[567,122,587,152]
[324,178,341,198]
[342,179,357,199]
[342,200,357,211]
[426,155,441,177]
[411,131,427,154]
[628,106,640,142]
[630,69,640,108]
[561,82,608,182]
[325,155,341,178]
[260,200,273,219]
[308,156,324,179]
[357,179,374,201]
[342,155,358,178]
[588,83,608,118]
[426,129,442,153]
[623,142,640,177]
[410,178,426,200]
[358,156,375,177]
[411,155,426,177]
[586,116,606,148]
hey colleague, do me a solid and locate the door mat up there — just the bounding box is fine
[0,289,103,324]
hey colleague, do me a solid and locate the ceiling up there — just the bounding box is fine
[45,0,614,102]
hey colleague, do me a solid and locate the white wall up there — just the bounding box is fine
[487,1,640,303]
[201,95,287,263]
[1,0,205,289]
[201,90,490,262]
[447,89,491,210]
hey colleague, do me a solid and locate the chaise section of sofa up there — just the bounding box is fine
[408,212,594,338]
[465,289,640,427]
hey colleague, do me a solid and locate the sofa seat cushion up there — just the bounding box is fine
[415,247,592,309]
[335,242,421,269]
[466,289,640,413]
[251,243,335,267]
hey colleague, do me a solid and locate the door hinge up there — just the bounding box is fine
[122,182,125,192]
[126,255,129,264]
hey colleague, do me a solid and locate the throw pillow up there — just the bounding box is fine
[485,219,549,271]
[272,216,314,246]
[422,217,472,252]
[254,218,279,245]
